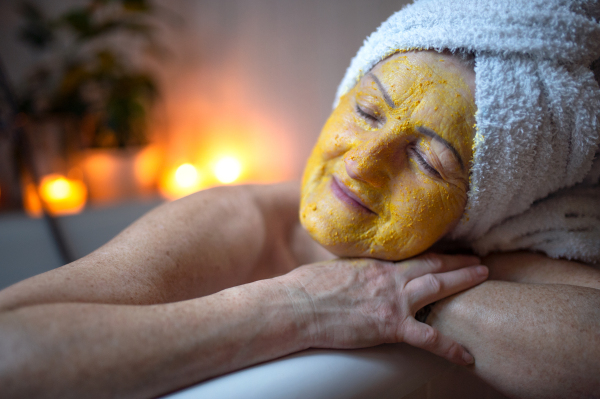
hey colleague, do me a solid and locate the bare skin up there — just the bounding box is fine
[299,50,600,397]
[429,253,600,399]
[0,184,598,398]
[1,51,598,398]
[0,183,488,398]
[301,51,477,260]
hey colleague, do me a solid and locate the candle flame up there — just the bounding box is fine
[41,177,71,202]
[175,163,199,188]
[159,163,203,200]
[214,157,242,184]
[26,174,88,216]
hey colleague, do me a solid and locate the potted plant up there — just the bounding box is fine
[15,0,165,204]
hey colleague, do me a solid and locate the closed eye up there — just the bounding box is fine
[409,147,442,179]
[355,104,379,126]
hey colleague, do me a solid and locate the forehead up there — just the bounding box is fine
[371,51,475,92]
[364,52,475,107]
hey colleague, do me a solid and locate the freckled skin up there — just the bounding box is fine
[300,51,477,260]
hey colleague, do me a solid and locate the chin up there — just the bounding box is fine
[321,240,427,262]
[303,223,427,262]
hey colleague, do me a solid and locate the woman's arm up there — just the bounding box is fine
[428,252,600,399]
[0,280,308,398]
[0,183,319,397]
[0,183,488,398]
[0,183,325,310]
[0,256,487,398]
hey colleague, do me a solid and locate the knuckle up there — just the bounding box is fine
[422,327,439,347]
[424,274,443,294]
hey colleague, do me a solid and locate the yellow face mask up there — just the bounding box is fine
[300,51,477,261]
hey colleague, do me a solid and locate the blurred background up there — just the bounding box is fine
[0,0,406,287]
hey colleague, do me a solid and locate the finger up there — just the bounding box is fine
[401,253,481,281]
[406,265,488,311]
[401,317,474,366]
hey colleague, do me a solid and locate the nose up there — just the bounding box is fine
[343,133,406,188]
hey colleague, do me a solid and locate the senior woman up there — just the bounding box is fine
[1,1,600,399]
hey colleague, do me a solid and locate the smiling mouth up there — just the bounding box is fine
[330,176,376,215]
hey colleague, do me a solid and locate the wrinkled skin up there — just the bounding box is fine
[300,51,476,261]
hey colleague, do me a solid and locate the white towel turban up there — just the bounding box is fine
[335,0,600,263]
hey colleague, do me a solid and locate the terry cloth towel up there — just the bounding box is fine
[334,0,600,263]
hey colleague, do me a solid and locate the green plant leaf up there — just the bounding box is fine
[16,0,167,149]
[62,9,94,38]
[121,0,151,13]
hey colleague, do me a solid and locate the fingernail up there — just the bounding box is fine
[475,266,488,276]
[462,350,474,365]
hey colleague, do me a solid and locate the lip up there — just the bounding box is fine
[330,176,376,215]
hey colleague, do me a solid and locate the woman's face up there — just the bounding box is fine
[300,51,476,260]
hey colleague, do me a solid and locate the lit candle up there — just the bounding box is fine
[32,174,88,216]
[214,156,242,184]
[159,163,203,200]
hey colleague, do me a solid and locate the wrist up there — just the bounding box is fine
[187,278,313,379]
[269,274,320,349]
[240,277,315,352]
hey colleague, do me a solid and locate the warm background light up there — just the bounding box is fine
[24,174,88,216]
[23,182,42,217]
[80,146,161,205]
[175,163,199,188]
[0,1,404,211]
[42,177,70,201]
[214,156,242,184]
[159,163,203,200]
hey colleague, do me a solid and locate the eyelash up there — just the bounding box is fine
[355,104,379,125]
[354,102,442,180]
[409,147,442,179]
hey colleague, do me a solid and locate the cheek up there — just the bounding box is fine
[408,185,463,235]
[374,183,467,259]
[299,174,374,258]
[301,105,357,195]
[316,101,360,160]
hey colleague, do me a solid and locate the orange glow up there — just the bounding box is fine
[42,177,70,200]
[214,156,242,184]
[175,163,199,188]
[159,163,204,200]
[24,174,87,217]
[81,147,162,204]
[162,84,296,188]
[24,182,42,217]
[39,174,87,215]
[134,145,163,189]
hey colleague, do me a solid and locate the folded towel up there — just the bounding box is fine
[335,0,600,263]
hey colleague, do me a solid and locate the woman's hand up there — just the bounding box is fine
[276,253,488,365]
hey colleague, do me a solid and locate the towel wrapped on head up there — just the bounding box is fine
[335,0,600,263]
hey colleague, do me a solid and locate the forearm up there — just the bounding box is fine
[428,281,600,399]
[0,280,309,399]
[0,183,310,310]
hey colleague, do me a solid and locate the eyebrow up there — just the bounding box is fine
[416,126,465,170]
[371,74,396,109]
